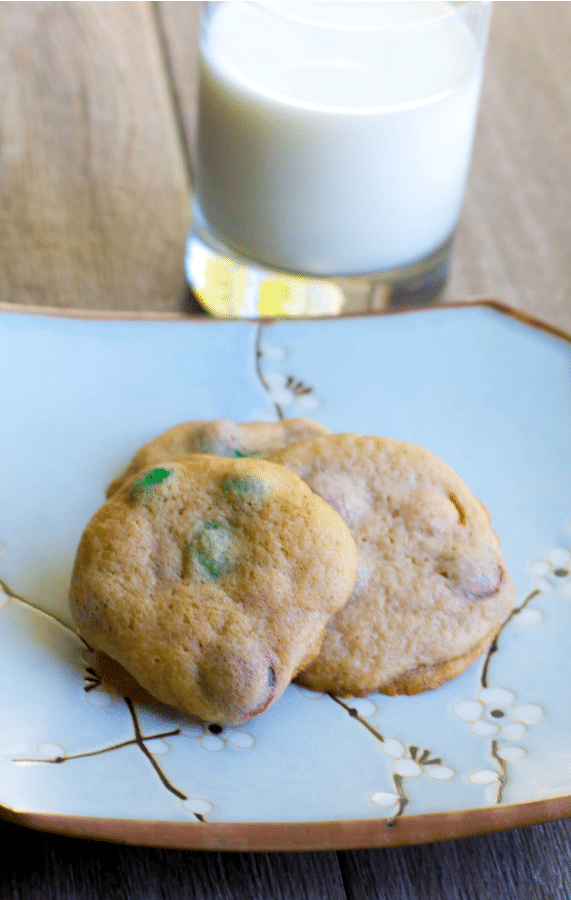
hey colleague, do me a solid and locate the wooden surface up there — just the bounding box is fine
[1,2,571,897]
[1,1,570,329]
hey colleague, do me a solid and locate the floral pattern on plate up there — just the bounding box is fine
[1,304,571,847]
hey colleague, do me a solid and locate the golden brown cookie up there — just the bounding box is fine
[106,418,330,496]
[70,454,357,724]
[269,434,516,698]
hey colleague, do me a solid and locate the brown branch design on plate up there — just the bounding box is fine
[330,695,454,826]
[1,579,209,821]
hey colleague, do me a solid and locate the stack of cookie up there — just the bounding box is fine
[70,419,515,725]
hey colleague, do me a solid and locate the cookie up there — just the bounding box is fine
[269,434,516,697]
[70,454,357,724]
[106,418,330,496]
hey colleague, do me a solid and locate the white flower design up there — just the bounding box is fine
[260,369,322,412]
[453,686,544,802]
[528,546,571,597]
[84,686,116,708]
[258,342,288,363]
[453,686,544,739]
[255,336,323,415]
[343,696,378,718]
[294,684,329,703]
[515,604,544,627]
[13,741,68,766]
[335,696,455,814]
[370,740,455,813]
[376,738,455,782]
[181,722,256,752]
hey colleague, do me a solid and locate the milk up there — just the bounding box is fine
[194,1,486,276]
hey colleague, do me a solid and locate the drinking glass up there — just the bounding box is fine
[185,1,492,316]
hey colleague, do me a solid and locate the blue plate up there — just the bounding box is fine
[0,300,570,849]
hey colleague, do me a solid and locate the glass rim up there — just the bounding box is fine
[240,1,491,32]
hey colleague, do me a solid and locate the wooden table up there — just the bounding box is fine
[1,2,570,897]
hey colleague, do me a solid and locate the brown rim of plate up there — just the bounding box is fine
[3,793,571,851]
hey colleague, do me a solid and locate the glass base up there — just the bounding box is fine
[184,221,453,318]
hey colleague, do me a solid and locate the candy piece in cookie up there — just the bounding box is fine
[70,454,357,724]
[269,434,516,698]
[106,418,330,496]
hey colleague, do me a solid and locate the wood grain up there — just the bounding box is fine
[338,819,571,900]
[0,1,191,311]
[3,814,571,899]
[448,1,571,334]
[155,1,200,166]
[0,820,348,900]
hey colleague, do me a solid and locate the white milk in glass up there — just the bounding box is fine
[194,1,485,277]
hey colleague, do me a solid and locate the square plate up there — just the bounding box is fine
[1,300,570,850]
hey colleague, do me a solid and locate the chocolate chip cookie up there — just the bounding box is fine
[106,418,330,497]
[269,434,515,697]
[70,454,357,723]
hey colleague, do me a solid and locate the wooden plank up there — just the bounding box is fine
[0,819,348,900]
[337,819,571,900]
[0,1,191,311]
[155,1,200,164]
[448,1,571,334]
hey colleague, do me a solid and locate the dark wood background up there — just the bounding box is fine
[3,815,571,898]
[1,3,571,897]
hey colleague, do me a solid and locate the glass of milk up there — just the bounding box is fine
[185,1,492,317]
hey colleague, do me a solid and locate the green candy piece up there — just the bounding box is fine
[188,523,236,580]
[222,474,270,504]
[223,475,255,494]
[194,438,247,459]
[130,467,173,499]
